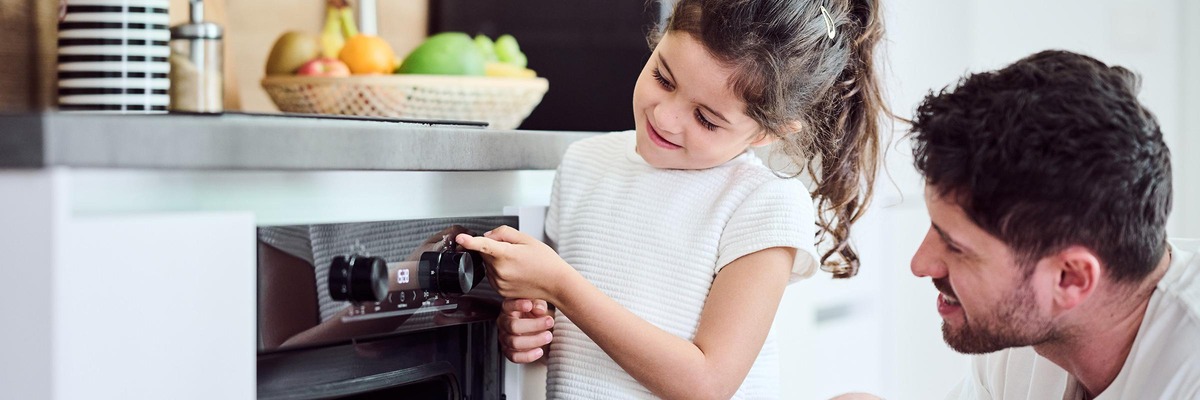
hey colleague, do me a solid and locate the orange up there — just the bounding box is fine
[338,34,396,75]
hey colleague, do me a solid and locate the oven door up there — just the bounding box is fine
[257,208,544,400]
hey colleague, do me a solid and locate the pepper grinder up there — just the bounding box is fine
[169,0,224,113]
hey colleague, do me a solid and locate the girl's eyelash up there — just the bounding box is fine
[653,67,718,131]
[652,68,672,89]
[694,109,717,131]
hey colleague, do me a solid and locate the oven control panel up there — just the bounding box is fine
[330,236,486,322]
[257,216,513,352]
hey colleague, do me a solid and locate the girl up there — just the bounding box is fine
[457,0,887,398]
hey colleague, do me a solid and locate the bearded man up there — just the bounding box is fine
[908,50,1199,399]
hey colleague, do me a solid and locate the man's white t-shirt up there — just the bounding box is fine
[947,239,1200,400]
[543,131,819,399]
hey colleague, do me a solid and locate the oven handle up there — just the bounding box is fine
[503,204,551,400]
[258,361,460,400]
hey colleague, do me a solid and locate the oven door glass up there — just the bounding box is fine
[257,216,514,399]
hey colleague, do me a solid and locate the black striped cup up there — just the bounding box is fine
[57,0,170,113]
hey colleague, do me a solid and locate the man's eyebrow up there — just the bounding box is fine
[932,223,974,254]
[657,54,731,125]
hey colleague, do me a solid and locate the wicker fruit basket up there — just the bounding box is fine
[261,75,549,129]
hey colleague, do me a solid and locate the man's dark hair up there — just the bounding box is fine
[909,50,1172,281]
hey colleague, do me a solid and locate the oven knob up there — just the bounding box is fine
[418,250,483,296]
[328,255,388,303]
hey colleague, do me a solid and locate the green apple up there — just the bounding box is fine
[474,34,498,62]
[494,34,527,68]
[396,32,486,75]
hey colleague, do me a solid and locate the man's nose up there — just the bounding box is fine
[911,228,947,279]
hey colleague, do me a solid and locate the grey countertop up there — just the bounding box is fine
[0,112,597,171]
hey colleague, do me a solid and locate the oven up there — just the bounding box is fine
[233,166,557,400]
[256,213,539,399]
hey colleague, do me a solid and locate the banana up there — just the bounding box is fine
[485,62,537,78]
[339,6,359,39]
[319,5,345,58]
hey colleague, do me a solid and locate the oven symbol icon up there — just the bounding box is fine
[397,269,410,285]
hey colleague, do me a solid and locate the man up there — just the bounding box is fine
[907,50,1199,399]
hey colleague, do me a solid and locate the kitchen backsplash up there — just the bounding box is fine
[168,0,428,112]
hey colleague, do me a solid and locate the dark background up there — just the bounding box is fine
[430,1,665,132]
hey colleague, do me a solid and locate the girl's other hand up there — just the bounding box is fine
[455,226,574,301]
[498,298,555,363]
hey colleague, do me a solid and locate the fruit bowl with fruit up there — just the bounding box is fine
[260,2,548,130]
[261,74,548,130]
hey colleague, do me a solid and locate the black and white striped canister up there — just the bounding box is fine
[57,0,170,113]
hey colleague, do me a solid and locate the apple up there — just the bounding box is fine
[296,57,351,77]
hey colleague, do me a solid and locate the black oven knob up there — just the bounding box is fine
[328,255,388,303]
[419,250,482,296]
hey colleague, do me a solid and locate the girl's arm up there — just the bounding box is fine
[558,246,793,400]
[457,227,794,400]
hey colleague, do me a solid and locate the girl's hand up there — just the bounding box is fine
[498,298,555,363]
[405,225,469,261]
[455,226,574,302]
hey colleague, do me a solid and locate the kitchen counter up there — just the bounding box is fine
[0,112,595,171]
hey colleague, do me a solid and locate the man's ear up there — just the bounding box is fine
[1046,246,1102,312]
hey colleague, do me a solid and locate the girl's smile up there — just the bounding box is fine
[646,119,682,150]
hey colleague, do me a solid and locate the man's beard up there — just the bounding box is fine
[942,279,1058,354]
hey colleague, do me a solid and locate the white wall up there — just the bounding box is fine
[791,0,1197,398]
[1178,0,1200,239]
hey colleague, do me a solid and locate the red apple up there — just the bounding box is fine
[295,57,351,77]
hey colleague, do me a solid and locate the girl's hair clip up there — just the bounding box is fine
[820,6,837,40]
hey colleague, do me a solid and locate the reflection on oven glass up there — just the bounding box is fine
[257,216,514,352]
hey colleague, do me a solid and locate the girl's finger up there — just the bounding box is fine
[507,315,554,335]
[504,330,553,351]
[501,298,534,314]
[483,225,529,244]
[455,233,505,256]
[505,347,545,364]
[530,299,552,317]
